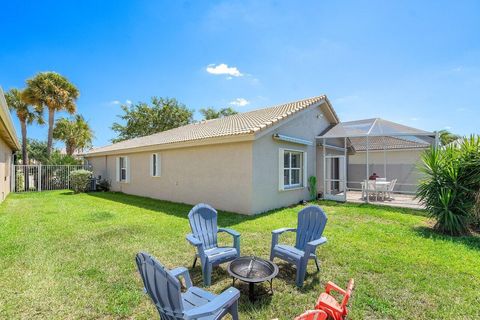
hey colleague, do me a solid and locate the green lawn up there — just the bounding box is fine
[0,191,479,319]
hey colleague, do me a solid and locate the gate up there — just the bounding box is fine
[12,165,92,192]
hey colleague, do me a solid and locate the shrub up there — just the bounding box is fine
[417,136,480,235]
[69,169,92,193]
[15,171,25,192]
[97,178,111,192]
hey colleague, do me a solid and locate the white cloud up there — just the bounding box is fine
[410,117,419,121]
[229,98,250,107]
[206,63,243,77]
[110,99,132,106]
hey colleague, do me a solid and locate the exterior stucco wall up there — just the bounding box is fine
[347,149,425,193]
[87,141,254,214]
[0,137,13,202]
[251,105,332,213]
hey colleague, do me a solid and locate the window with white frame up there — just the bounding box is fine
[279,149,306,190]
[117,156,128,182]
[151,153,161,177]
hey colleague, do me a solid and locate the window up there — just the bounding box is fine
[116,156,129,182]
[151,153,161,177]
[279,149,306,190]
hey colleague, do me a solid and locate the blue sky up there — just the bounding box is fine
[1,0,479,147]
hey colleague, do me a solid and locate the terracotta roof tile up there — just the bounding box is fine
[87,95,328,155]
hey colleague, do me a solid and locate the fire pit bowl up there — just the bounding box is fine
[227,256,278,302]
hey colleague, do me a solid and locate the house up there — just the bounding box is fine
[85,96,434,214]
[0,87,21,202]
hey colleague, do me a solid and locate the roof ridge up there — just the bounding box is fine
[87,94,329,155]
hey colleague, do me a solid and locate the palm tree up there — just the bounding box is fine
[4,88,44,164]
[438,129,461,146]
[53,115,93,156]
[22,72,79,157]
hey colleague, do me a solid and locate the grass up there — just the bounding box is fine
[0,191,479,319]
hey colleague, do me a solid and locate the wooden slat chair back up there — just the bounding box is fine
[135,252,184,320]
[188,203,218,250]
[295,206,328,251]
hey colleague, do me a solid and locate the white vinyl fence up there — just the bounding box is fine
[12,165,92,193]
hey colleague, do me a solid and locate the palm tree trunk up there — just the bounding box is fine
[47,108,55,157]
[20,121,28,165]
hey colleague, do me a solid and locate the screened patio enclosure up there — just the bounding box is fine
[317,118,437,206]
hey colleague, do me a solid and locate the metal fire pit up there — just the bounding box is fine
[227,256,278,302]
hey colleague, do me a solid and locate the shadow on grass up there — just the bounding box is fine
[317,199,428,217]
[187,263,274,311]
[84,191,290,227]
[414,226,480,251]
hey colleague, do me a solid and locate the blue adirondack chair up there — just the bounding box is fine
[270,205,328,287]
[135,252,240,320]
[186,203,241,286]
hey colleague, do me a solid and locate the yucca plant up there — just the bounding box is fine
[417,136,480,235]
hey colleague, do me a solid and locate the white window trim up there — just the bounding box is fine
[116,156,130,183]
[279,148,307,191]
[150,153,161,177]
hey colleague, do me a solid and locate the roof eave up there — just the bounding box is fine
[85,133,256,157]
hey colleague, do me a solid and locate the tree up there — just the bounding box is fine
[5,88,44,164]
[22,72,79,157]
[24,139,49,164]
[199,107,238,120]
[53,115,93,155]
[111,97,193,143]
[437,129,461,146]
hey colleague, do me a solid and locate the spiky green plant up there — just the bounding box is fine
[308,176,317,200]
[416,136,480,235]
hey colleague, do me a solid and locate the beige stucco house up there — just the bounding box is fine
[85,96,340,214]
[85,96,434,214]
[0,87,21,202]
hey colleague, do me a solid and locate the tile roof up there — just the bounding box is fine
[87,95,330,155]
[350,136,430,151]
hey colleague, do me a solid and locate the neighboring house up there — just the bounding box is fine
[347,135,430,193]
[0,87,21,202]
[85,96,433,214]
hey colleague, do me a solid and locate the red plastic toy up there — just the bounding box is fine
[295,310,328,320]
[315,279,355,320]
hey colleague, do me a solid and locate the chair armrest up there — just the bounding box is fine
[218,227,240,237]
[170,267,193,289]
[271,228,296,248]
[218,228,241,255]
[325,281,346,295]
[307,236,327,248]
[304,236,327,257]
[184,287,240,319]
[186,233,203,247]
[272,227,296,235]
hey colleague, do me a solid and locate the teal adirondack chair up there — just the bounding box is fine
[270,205,328,287]
[135,252,240,320]
[186,203,241,286]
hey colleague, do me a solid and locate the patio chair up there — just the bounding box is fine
[363,180,380,201]
[315,279,355,320]
[270,205,328,287]
[295,310,328,320]
[135,252,240,320]
[386,178,397,200]
[186,203,240,286]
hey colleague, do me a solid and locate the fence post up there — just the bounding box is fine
[38,165,42,192]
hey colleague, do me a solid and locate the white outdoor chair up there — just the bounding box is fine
[386,179,397,200]
[362,180,378,201]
